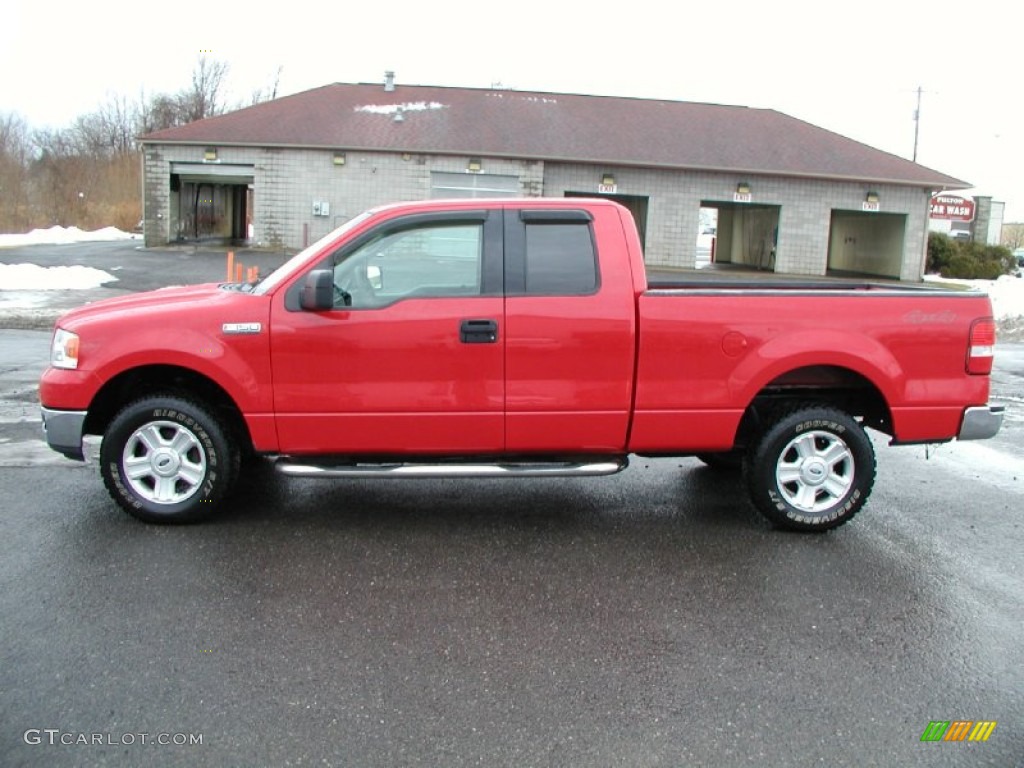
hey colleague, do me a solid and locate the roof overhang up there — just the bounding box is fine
[149,143,966,190]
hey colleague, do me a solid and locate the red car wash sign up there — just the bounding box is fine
[930,194,975,222]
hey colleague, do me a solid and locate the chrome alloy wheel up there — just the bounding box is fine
[774,430,854,514]
[121,420,207,504]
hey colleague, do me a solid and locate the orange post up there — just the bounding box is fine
[235,263,243,282]
[226,251,235,282]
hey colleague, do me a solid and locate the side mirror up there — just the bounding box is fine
[367,265,383,291]
[300,269,335,311]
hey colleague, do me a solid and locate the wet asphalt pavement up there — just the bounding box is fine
[0,242,1022,766]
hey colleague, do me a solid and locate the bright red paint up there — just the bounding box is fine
[40,198,998,458]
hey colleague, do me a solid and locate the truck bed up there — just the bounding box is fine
[645,269,959,294]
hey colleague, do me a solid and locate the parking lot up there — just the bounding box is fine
[0,327,1021,766]
[0,241,1022,766]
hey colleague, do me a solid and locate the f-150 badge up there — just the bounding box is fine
[222,323,262,334]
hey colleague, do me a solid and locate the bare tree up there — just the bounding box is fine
[0,113,33,231]
[178,56,230,123]
[136,56,232,134]
[31,128,97,226]
[138,92,183,134]
[71,94,138,156]
[249,65,284,106]
[1002,223,1024,251]
[1,55,238,232]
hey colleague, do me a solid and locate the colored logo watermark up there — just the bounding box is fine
[921,720,997,742]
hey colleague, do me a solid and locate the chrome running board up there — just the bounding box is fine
[274,457,628,479]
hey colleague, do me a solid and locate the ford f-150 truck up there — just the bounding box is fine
[39,198,1004,531]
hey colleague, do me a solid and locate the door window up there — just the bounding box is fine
[332,223,483,309]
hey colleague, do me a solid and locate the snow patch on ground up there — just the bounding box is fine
[924,273,1024,321]
[0,226,137,248]
[0,263,118,290]
[925,273,1024,340]
[0,226,127,291]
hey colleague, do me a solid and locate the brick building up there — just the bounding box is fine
[140,76,966,280]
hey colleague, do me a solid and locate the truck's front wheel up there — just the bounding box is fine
[100,396,235,523]
[745,406,875,532]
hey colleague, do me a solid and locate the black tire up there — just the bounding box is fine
[100,395,236,523]
[696,450,744,471]
[222,429,246,497]
[745,405,875,532]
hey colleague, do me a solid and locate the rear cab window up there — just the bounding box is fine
[506,209,600,296]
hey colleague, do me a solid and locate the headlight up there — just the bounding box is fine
[51,328,80,369]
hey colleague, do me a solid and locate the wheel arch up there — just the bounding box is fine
[734,331,902,404]
[82,364,253,453]
[732,364,894,449]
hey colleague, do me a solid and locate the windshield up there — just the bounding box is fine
[251,212,373,295]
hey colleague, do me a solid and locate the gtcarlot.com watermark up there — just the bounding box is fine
[24,729,203,747]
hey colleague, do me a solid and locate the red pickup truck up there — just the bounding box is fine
[39,198,1004,531]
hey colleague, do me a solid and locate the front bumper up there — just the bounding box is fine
[958,405,1005,441]
[40,407,87,461]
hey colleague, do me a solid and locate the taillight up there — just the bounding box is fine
[967,318,995,375]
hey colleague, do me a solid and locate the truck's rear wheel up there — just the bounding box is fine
[745,405,875,532]
[100,396,235,523]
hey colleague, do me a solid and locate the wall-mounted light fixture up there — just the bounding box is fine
[601,172,616,187]
[333,152,346,166]
[736,182,751,196]
[865,191,879,204]
[467,157,483,173]
[203,148,218,162]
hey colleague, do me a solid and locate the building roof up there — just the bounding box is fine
[141,82,966,188]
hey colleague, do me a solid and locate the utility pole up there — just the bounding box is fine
[912,85,923,163]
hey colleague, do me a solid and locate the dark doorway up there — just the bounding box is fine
[566,192,649,248]
[176,181,251,244]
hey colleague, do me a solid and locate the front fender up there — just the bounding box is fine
[88,324,273,414]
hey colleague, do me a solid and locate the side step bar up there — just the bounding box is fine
[275,457,629,479]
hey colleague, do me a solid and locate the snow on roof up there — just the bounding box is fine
[354,102,447,115]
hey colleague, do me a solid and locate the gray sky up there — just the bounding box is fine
[3,0,1021,218]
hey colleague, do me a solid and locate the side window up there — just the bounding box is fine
[524,222,598,296]
[333,223,483,309]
